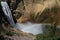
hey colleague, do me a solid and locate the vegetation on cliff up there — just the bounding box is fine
[36,24,60,40]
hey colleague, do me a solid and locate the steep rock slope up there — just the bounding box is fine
[14,0,60,26]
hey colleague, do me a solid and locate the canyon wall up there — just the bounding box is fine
[8,0,60,25]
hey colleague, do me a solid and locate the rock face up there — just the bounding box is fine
[4,35,35,40]
[4,0,60,25]
[3,33,35,40]
[0,25,35,40]
[14,0,60,26]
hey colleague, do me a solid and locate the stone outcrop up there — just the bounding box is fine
[3,0,60,25]
[14,0,60,26]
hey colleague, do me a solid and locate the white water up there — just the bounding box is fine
[1,2,16,27]
[1,1,45,35]
[16,22,44,35]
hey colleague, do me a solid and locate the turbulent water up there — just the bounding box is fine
[1,1,46,35]
[16,22,44,35]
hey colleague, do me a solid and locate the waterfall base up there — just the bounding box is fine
[15,22,44,35]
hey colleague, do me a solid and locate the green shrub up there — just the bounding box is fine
[36,25,60,40]
[6,31,16,36]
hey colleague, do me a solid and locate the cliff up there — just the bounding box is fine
[13,0,60,26]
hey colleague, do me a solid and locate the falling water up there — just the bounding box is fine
[1,1,45,35]
[1,2,16,27]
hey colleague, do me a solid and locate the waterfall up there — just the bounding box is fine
[1,2,16,27]
[1,1,45,35]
